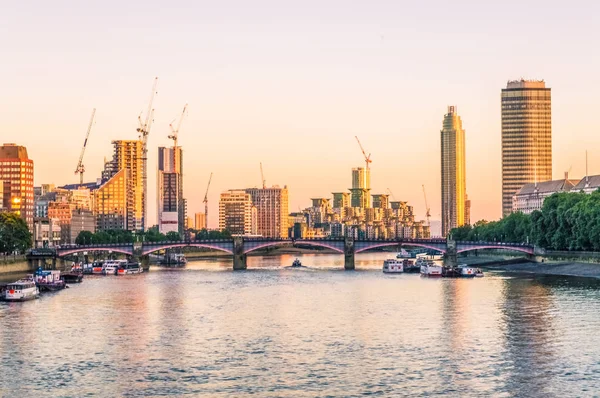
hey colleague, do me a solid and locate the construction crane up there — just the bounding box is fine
[260,162,266,189]
[136,77,159,231]
[354,136,372,170]
[168,104,188,172]
[386,188,396,201]
[203,172,213,227]
[74,108,96,186]
[422,184,431,226]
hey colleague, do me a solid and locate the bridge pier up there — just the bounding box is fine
[444,239,457,268]
[233,237,247,271]
[140,255,150,271]
[344,237,355,270]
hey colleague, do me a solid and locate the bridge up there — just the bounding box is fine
[51,238,537,270]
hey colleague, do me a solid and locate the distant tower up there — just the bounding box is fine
[501,79,552,216]
[157,146,184,235]
[0,143,34,231]
[349,167,370,208]
[441,106,467,237]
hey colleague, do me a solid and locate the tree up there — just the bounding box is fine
[0,213,32,254]
[165,231,181,241]
[144,226,166,242]
[76,230,94,245]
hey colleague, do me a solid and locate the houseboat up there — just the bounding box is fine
[418,258,443,277]
[383,259,404,273]
[34,269,66,291]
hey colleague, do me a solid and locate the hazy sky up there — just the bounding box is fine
[2,0,599,228]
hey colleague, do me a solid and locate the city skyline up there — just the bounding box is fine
[3,1,600,228]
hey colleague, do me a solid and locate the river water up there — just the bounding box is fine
[1,253,600,397]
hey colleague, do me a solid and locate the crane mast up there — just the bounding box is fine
[168,103,188,172]
[75,108,96,186]
[136,77,159,231]
[260,162,266,189]
[422,184,431,226]
[354,136,372,170]
[203,172,213,229]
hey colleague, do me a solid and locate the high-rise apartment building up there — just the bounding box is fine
[501,79,552,216]
[332,192,350,208]
[245,186,289,238]
[441,106,467,237]
[157,146,184,234]
[350,167,370,208]
[195,212,206,230]
[96,141,143,231]
[219,190,257,235]
[0,144,34,230]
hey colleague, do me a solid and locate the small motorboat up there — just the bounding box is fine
[290,258,303,268]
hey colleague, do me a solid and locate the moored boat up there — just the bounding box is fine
[418,258,442,277]
[383,259,404,273]
[403,259,420,273]
[475,268,484,277]
[34,269,66,292]
[62,271,84,283]
[441,264,477,278]
[291,258,303,267]
[91,261,104,275]
[3,279,39,301]
[103,260,127,275]
[117,262,143,275]
[160,253,187,267]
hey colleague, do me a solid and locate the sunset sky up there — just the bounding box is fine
[2,1,600,229]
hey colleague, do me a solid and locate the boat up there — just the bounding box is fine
[418,258,442,277]
[402,259,420,273]
[117,262,143,275]
[103,260,127,275]
[396,248,413,259]
[34,269,66,291]
[91,261,104,275]
[160,252,187,267]
[441,264,477,278]
[291,258,303,267]
[475,268,484,277]
[383,259,404,273]
[2,279,39,301]
[62,270,84,283]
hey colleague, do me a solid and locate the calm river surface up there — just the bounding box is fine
[2,253,600,397]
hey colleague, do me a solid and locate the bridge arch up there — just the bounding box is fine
[293,241,345,254]
[355,242,446,254]
[57,247,133,257]
[142,243,233,256]
[243,241,293,254]
[457,245,534,255]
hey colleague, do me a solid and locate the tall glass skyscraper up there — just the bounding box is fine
[501,80,552,216]
[441,106,467,237]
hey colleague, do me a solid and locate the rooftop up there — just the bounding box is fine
[0,143,29,160]
[506,79,547,89]
[515,178,578,196]
[572,175,600,191]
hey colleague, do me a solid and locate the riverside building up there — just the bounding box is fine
[501,79,552,216]
[0,143,34,230]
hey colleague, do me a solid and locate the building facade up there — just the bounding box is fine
[440,106,467,237]
[245,186,289,238]
[219,190,257,235]
[350,167,370,208]
[195,212,206,230]
[0,143,34,230]
[157,146,185,234]
[512,176,576,214]
[94,169,127,231]
[501,79,552,216]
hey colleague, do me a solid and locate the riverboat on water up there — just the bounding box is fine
[103,260,127,275]
[441,265,477,278]
[383,259,404,273]
[34,269,66,291]
[117,262,143,275]
[160,253,187,267]
[418,258,443,277]
[2,279,39,302]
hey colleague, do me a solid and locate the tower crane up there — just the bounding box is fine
[422,184,431,226]
[168,104,188,172]
[260,162,266,189]
[74,108,96,186]
[203,172,213,228]
[136,77,159,231]
[354,136,372,170]
[386,188,396,201]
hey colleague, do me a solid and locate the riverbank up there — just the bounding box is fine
[473,259,600,279]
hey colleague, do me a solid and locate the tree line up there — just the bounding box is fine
[0,213,31,254]
[450,189,600,251]
[75,227,232,245]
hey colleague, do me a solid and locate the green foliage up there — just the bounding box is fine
[450,189,600,251]
[75,229,134,244]
[75,230,94,245]
[165,231,181,241]
[0,213,32,254]
[194,229,232,240]
[144,226,166,242]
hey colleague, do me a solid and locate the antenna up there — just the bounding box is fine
[586,150,589,184]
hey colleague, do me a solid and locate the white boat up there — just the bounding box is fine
[92,261,104,275]
[457,264,477,278]
[3,279,40,301]
[103,260,127,275]
[418,258,442,277]
[396,249,413,259]
[383,259,404,273]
